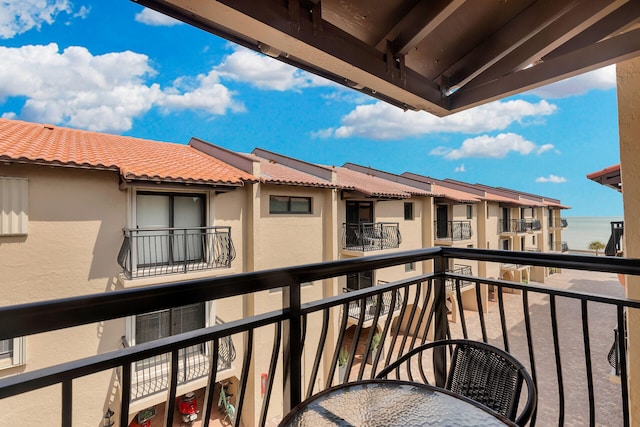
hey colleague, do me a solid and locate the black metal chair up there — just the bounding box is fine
[375,339,536,426]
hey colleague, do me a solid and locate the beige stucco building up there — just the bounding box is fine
[0,117,567,426]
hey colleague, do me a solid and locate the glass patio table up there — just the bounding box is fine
[279,379,517,426]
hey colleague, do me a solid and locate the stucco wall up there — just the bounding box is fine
[0,164,126,426]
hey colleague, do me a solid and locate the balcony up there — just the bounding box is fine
[344,288,402,322]
[445,264,474,291]
[500,219,541,234]
[117,226,236,279]
[1,248,638,426]
[434,220,472,241]
[121,336,236,401]
[548,217,569,228]
[552,241,569,253]
[342,222,401,252]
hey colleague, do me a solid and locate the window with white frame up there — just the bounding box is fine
[135,192,206,266]
[466,205,472,220]
[0,337,25,368]
[135,303,205,345]
[0,177,28,236]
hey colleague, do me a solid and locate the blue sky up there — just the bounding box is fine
[0,1,624,216]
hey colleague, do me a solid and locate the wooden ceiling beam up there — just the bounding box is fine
[443,0,581,91]
[460,0,629,90]
[449,28,640,111]
[374,0,465,55]
[543,1,640,61]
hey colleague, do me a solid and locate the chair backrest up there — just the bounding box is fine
[447,342,523,421]
[375,339,536,426]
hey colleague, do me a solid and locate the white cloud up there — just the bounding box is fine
[134,7,181,26]
[158,71,245,115]
[215,47,334,91]
[528,65,615,98]
[536,144,554,154]
[454,164,465,172]
[0,0,72,39]
[73,6,91,19]
[431,133,538,159]
[320,99,556,140]
[0,43,243,132]
[536,175,567,183]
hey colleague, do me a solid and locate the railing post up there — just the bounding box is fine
[183,228,188,273]
[433,253,448,388]
[283,281,302,413]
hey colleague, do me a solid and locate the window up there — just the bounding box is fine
[269,196,312,214]
[405,262,415,272]
[135,192,205,266]
[466,205,473,220]
[347,271,373,290]
[501,239,510,250]
[0,177,28,236]
[532,236,536,245]
[136,303,205,345]
[404,202,414,220]
[0,337,25,368]
[520,237,526,251]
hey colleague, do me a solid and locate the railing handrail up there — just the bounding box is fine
[4,247,640,341]
[123,225,231,233]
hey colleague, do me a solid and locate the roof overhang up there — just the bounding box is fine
[134,0,640,116]
[587,163,622,192]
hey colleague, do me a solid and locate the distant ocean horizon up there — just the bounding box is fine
[563,216,623,251]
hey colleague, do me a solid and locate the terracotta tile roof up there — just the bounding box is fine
[430,183,480,203]
[335,166,431,198]
[244,153,337,188]
[0,119,255,186]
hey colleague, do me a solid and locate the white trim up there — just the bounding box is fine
[0,337,26,369]
[126,301,212,347]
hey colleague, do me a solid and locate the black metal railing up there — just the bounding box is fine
[548,217,569,228]
[500,219,541,233]
[1,248,639,426]
[342,222,401,251]
[434,220,472,240]
[605,221,624,256]
[445,264,473,291]
[344,288,402,322]
[117,226,236,279]
[552,241,569,252]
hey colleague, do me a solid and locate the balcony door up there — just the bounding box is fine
[436,205,448,239]
[345,201,373,246]
[502,207,510,232]
[346,201,373,224]
[136,193,205,266]
[346,271,373,290]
